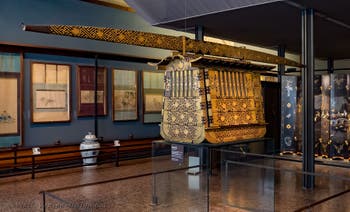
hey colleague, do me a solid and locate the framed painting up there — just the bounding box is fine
[113,69,138,121]
[144,94,163,112]
[0,73,20,135]
[77,66,107,116]
[31,62,71,123]
[142,70,164,123]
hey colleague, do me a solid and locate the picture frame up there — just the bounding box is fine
[112,69,138,121]
[142,70,164,123]
[77,66,107,117]
[0,72,20,136]
[31,62,71,123]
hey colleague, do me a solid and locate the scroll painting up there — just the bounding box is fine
[0,73,19,135]
[142,71,164,123]
[77,66,107,116]
[31,62,71,123]
[0,52,21,147]
[113,69,138,121]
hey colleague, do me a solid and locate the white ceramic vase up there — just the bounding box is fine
[80,132,100,165]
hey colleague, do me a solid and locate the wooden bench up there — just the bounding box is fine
[0,138,157,170]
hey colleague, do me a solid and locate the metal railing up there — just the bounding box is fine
[39,164,204,212]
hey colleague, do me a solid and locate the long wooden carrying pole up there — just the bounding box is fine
[23,24,301,67]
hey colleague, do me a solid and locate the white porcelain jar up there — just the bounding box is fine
[80,132,100,165]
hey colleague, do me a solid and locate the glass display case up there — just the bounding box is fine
[38,147,350,211]
[280,74,350,162]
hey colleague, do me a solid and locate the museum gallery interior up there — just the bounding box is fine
[0,0,350,211]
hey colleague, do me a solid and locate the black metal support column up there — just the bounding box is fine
[327,58,334,74]
[278,44,285,154]
[278,45,286,78]
[94,55,98,137]
[195,25,204,41]
[196,25,209,167]
[301,8,315,189]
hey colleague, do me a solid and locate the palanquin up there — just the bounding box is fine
[158,55,273,143]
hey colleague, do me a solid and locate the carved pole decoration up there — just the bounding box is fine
[23,24,301,67]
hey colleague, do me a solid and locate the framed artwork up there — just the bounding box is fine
[31,62,71,123]
[142,70,164,123]
[35,90,66,109]
[77,66,107,116]
[0,73,20,135]
[113,69,138,121]
[144,94,163,112]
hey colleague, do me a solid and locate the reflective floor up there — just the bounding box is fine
[0,158,349,212]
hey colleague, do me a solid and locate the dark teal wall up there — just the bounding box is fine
[0,0,192,147]
[24,53,159,146]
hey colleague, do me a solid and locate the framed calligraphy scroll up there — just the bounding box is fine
[113,69,138,121]
[0,73,20,135]
[77,66,107,117]
[31,62,71,123]
[142,71,164,123]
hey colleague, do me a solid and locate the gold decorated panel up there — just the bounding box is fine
[49,25,183,51]
[163,97,202,111]
[205,125,266,143]
[162,110,203,126]
[254,101,263,111]
[252,73,262,88]
[211,111,258,126]
[244,73,254,97]
[201,69,211,127]
[256,112,265,124]
[207,69,219,97]
[160,123,205,143]
[210,98,255,112]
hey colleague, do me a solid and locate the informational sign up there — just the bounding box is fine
[32,147,41,155]
[187,156,200,175]
[171,144,184,163]
[114,140,120,146]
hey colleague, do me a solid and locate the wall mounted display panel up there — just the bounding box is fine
[280,75,297,154]
[315,75,331,158]
[77,65,107,117]
[329,74,349,159]
[142,70,164,123]
[31,62,71,123]
[0,52,22,147]
[113,69,138,121]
